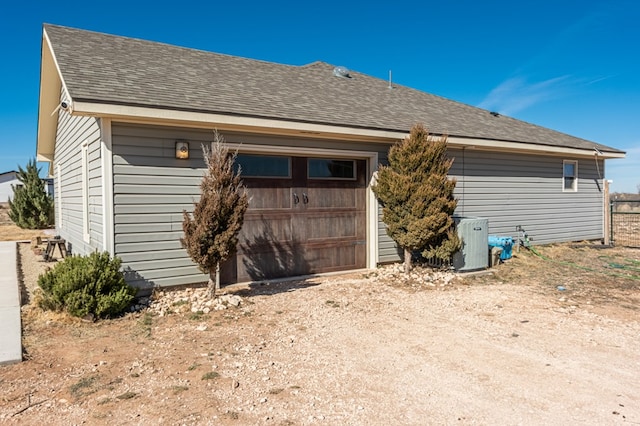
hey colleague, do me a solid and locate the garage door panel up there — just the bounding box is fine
[246,187,292,210]
[240,214,293,243]
[305,187,357,209]
[235,237,310,282]
[306,245,358,271]
[305,214,361,240]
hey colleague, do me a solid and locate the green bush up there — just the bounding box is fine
[8,159,54,229]
[38,251,136,319]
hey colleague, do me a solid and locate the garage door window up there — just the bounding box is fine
[235,154,291,178]
[308,159,355,179]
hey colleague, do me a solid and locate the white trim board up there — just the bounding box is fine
[101,118,115,255]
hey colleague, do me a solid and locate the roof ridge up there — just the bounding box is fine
[300,60,335,69]
[43,23,305,70]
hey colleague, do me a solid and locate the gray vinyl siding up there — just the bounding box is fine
[54,97,103,255]
[112,126,208,289]
[376,147,605,263]
[449,148,604,245]
[110,122,605,287]
[376,148,403,263]
[378,207,401,263]
[111,122,387,289]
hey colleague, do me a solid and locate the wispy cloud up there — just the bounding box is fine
[477,75,571,116]
[584,75,616,86]
[478,5,619,117]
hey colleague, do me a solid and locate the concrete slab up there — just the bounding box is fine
[0,275,20,306]
[0,307,21,364]
[0,242,22,364]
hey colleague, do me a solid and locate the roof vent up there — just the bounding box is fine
[490,111,500,117]
[333,66,351,78]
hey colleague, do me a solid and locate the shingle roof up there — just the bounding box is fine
[43,24,622,154]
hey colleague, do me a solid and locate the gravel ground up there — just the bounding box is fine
[1,241,639,425]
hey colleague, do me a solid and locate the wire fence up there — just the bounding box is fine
[611,200,640,248]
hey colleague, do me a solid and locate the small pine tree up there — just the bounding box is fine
[8,159,54,229]
[181,131,249,297]
[37,251,136,319]
[372,123,460,273]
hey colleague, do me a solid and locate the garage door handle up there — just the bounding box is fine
[293,193,300,204]
[302,193,308,204]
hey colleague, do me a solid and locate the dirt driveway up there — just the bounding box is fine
[1,242,639,425]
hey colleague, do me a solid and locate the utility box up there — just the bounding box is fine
[452,216,489,272]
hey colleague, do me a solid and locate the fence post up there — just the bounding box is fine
[609,201,614,246]
[604,180,610,245]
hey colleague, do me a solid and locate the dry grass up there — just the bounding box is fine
[481,242,640,287]
[467,241,640,317]
[0,205,51,241]
[0,224,50,242]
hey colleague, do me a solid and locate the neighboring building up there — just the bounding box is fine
[0,171,54,204]
[36,24,625,290]
[0,171,20,203]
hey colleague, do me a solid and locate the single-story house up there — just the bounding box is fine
[36,24,625,290]
[0,171,20,204]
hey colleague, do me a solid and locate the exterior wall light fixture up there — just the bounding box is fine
[175,141,189,159]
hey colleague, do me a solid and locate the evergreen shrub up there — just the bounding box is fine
[8,159,54,229]
[372,123,460,272]
[37,251,136,319]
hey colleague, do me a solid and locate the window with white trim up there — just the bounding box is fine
[81,142,90,242]
[563,160,578,192]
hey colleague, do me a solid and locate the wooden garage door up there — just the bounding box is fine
[221,155,367,283]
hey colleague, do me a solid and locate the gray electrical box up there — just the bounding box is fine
[452,216,489,272]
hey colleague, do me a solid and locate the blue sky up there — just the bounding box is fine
[1,0,638,193]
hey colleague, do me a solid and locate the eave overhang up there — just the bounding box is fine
[36,29,64,171]
[69,99,626,160]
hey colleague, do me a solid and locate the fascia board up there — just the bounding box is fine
[71,101,406,143]
[70,101,626,160]
[447,136,625,160]
[36,30,67,166]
